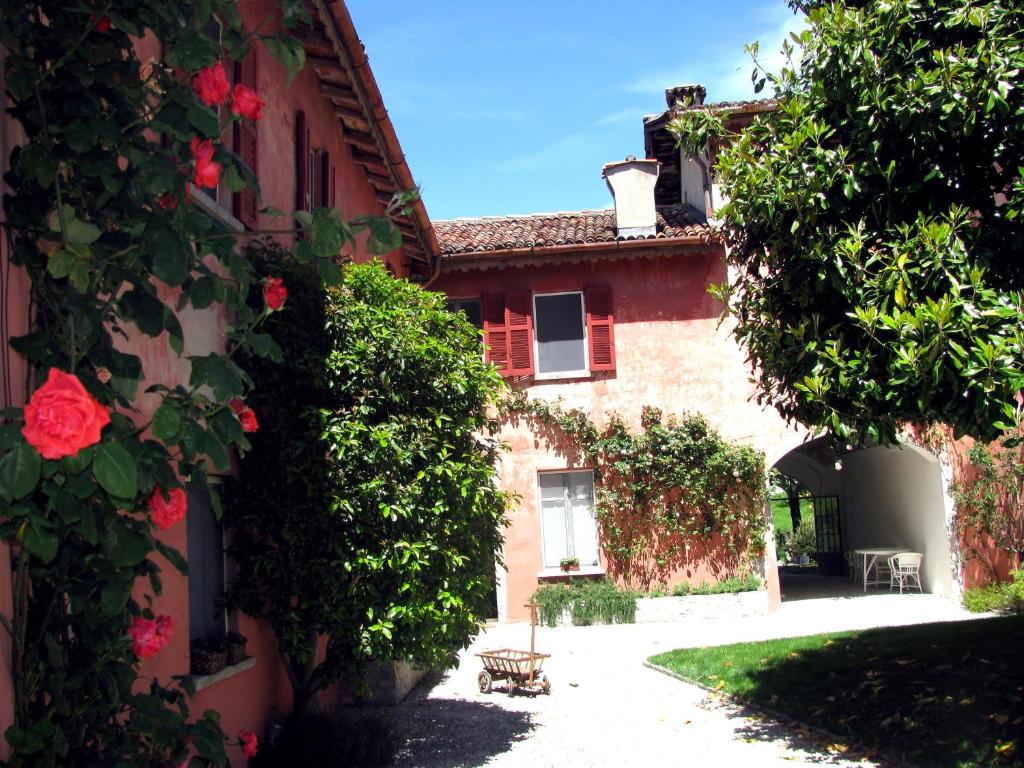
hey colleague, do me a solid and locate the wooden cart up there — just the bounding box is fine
[476,604,551,695]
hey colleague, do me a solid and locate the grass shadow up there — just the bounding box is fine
[652,616,1024,768]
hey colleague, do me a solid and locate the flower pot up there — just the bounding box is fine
[191,648,228,676]
[798,554,810,566]
[227,639,248,665]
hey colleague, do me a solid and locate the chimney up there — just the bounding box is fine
[602,156,661,238]
[665,83,706,109]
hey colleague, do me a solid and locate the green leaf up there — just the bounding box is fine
[110,529,150,567]
[262,34,306,86]
[152,401,182,441]
[203,432,230,470]
[148,224,191,287]
[100,582,130,617]
[209,407,242,445]
[189,355,244,401]
[189,276,219,309]
[24,523,58,563]
[65,217,101,245]
[0,442,42,500]
[93,443,138,499]
[318,258,344,286]
[366,217,403,256]
[187,101,221,139]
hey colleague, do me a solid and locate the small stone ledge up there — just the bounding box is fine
[189,656,256,692]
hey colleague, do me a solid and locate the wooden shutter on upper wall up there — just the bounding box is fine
[506,292,535,376]
[585,286,616,371]
[329,161,336,208]
[482,294,509,374]
[295,111,310,214]
[233,51,259,229]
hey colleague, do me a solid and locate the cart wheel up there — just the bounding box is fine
[540,674,551,695]
[477,670,492,694]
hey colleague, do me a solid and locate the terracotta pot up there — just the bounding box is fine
[191,648,228,676]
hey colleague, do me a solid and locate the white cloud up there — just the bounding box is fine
[623,2,806,103]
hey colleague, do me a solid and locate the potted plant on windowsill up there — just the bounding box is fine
[559,556,580,573]
[190,635,228,676]
[224,631,248,665]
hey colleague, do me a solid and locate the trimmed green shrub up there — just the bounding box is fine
[670,574,762,597]
[963,571,1024,615]
[532,580,639,627]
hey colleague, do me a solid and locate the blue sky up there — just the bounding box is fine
[347,1,805,220]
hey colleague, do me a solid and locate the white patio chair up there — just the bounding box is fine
[845,551,862,581]
[888,552,923,593]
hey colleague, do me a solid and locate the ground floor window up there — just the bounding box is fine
[539,470,599,569]
[187,484,227,642]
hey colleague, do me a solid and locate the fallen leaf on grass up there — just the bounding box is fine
[724,661,734,667]
[992,714,1009,725]
[788,652,800,658]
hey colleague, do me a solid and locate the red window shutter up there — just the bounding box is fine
[295,111,310,214]
[506,292,535,376]
[233,51,259,229]
[585,286,616,371]
[329,162,336,208]
[482,294,509,374]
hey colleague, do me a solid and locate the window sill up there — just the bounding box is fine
[533,370,591,382]
[190,186,245,233]
[188,656,255,692]
[537,566,605,579]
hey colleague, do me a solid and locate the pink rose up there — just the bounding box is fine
[21,368,111,459]
[147,485,187,530]
[192,61,230,107]
[239,729,258,759]
[230,84,264,121]
[190,138,221,190]
[129,614,173,659]
[262,277,287,311]
[230,399,259,433]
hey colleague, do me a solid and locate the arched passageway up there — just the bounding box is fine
[772,438,956,599]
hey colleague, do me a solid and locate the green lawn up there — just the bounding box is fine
[649,616,1024,768]
[770,496,814,535]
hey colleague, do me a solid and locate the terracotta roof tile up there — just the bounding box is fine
[435,203,712,256]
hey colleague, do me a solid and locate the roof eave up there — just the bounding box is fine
[439,235,719,272]
[304,1,440,269]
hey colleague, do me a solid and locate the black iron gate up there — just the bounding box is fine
[812,495,843,575]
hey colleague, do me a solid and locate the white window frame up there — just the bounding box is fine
[532,291,589,380]
[537,469,601,574]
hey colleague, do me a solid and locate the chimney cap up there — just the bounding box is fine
[665,84,706,109]
[601,156,661,178]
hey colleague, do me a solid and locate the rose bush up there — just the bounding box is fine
[0,0,406,765]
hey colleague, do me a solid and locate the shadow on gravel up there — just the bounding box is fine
[723,705,899,767]
[392,697,535,768]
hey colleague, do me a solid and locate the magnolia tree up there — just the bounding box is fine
[0,2,399,765]
[225,253,508,716]
[671,0,1024,445]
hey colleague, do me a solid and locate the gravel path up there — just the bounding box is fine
[389,591,980,768]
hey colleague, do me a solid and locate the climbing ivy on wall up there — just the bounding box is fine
[501,391,767,588]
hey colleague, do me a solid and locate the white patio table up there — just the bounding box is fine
[854,548,906,592]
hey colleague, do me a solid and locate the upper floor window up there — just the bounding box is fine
[446,298,483,329]
[481,287,615,379]
[534,292,587,378]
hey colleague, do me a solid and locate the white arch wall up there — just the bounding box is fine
[840,444,954,597]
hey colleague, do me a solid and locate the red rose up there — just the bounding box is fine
[21,368,111,460]
[262,277,287,311]
[230,84,264,121]
[190,138,221,190]
[129,615,173,659]
[230,399,259,433]
[192,61,230,107]
[157,193,178,210]
[239,730,258,759]
[92,15,112,32]
[147,485,187,530]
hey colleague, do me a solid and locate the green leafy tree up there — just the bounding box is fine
[225,254,508,716]
[671,0,1024,444]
